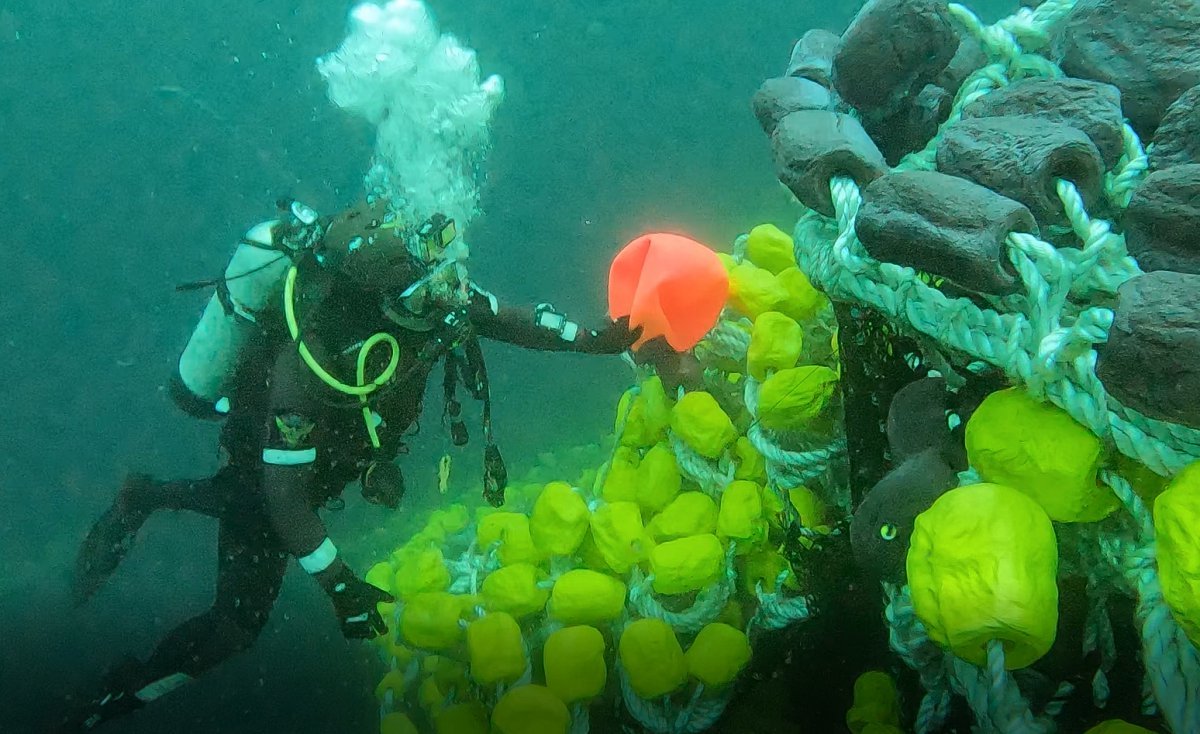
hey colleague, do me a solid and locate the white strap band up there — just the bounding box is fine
[535,303,579,342]
[470,282,500,315]
[298,537,338,574]
[262,447,317,466]
[135,673,193,703]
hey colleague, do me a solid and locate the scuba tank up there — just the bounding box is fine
[172,200,325,418]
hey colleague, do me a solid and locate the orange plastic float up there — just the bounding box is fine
[608,233,729,351]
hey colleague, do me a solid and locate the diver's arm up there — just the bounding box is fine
[260,357,393,637]
[261,457,391,638]
[262,463,330,562]
[466,283,640,354]
[258,352,333,564]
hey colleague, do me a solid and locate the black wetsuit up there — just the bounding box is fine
[63,274,633,730]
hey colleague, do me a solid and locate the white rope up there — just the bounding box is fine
[1107,538,1200,733]
[748,571,813,632]
[800,4,1200,719]
[569,704,591,734]
[798,169,1200,477]
[617,663,735,734]
[668,432,735,496]
[742,377,846,491]
[885,584,953,734]
[704,317,752,363]
[628,550,737,635]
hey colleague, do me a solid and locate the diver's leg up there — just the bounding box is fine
[56,514,288,731]
[125,518,289,697]
[72,470,234,605]
[125,472,229,516]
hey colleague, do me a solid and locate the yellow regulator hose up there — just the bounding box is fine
[284,265,400,448]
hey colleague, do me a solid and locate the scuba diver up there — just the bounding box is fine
[59,196,644,731]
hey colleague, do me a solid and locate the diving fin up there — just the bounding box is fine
[72,474,153,607]
[49,655,147,732]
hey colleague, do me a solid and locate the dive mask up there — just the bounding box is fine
[415,214,457,262]
[384,214,466,320]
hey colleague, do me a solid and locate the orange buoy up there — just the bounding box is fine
[608,233,729,351]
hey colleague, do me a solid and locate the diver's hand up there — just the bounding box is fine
[361,460,406,509]
[315,561,394,639]
[589,316,643,353]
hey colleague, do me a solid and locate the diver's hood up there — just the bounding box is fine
[322,199,428,296]
[320,198,472,327]
[337,233,428,296]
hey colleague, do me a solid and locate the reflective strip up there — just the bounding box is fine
[299,537,337,574]
[135,673,193,703]
[471,282,499,315]
[262,447,316,466]
[214,396,231,414]
[535,304,578,341]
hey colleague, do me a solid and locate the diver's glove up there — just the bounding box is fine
[361,459,406,509]
[315,561,394,639]
[587,316,643,354]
